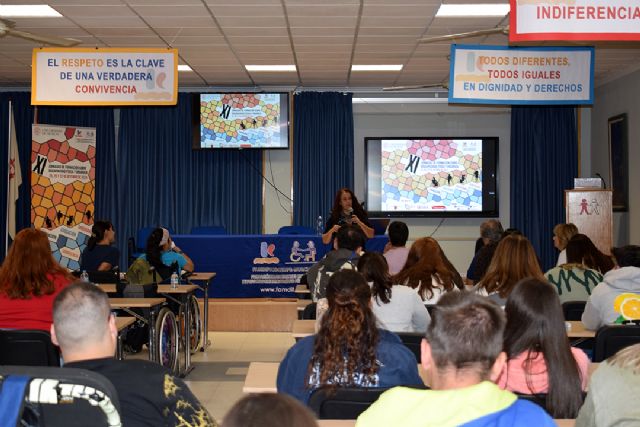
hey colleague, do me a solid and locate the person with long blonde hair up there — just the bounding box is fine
[552,223,579,266]
[392,237,463,305]
[277,270,422,403]
[0,228,72,330]
[475,234,544,305]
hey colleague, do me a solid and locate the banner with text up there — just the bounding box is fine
[510,0,640,42]
[448,45,594,105]
[32,48,178,106]
[32,124,96,270]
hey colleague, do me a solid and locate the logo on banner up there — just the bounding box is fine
[289,240,317,263]
[253,241,280,264]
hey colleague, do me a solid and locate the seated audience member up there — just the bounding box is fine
[546,235,605,303]
[498,278,588,418]
[383,221,410,275]
[307,224,365,302]
[322,188,373,244]
[582,245,640,330]
[222,393,318,427]
[0,228,72,331]
[576,344,640,427]
[277,270,423,403]
[474,234,544,306]
[393,237,463,306]
[552,223,579,266]
[466,219,503,286]
[356,291,555,427]
[51,282,216,426]
[359,252,429,333]
[139,227,194,279]
[80,220,120,272]
[566,233,615,275]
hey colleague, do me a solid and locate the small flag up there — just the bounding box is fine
[8,107,22,239]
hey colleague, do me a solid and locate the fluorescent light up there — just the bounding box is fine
[436,4,510,17]
[0,5,62,17]
[178,65,192,72]
[352,65,403,71]
[352,97,448,104]
[245,65,296,72]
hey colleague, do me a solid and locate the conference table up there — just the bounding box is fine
[291,320,596,340]
[172,234,388,298]
[242,361,600,394]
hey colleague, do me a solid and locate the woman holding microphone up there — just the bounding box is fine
[322,188,374,244]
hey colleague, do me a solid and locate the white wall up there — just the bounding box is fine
[262,101,512,272]
[590,68,640,246]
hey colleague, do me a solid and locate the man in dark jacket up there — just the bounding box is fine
[307,224,366,302]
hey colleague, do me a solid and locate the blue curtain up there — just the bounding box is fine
[118,92,261,263]
[293,92,354,228]
[510,106,578,271]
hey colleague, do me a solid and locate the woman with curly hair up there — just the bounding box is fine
[0,228,72,330]
[277,270,422,403]
[392,237,463,305]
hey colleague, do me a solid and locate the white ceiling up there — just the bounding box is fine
[1,0,640,89]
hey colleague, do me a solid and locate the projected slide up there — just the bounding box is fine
[381,139,483,212]
[200,93,285,148]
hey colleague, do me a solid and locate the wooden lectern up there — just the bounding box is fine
[565,189,612,255]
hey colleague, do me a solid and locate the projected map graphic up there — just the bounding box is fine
[200,93,282,148]
[381,139,483,212]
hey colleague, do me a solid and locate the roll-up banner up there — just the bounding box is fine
[31,124,96,270]
[31,48,178,106]
[510,0,640,42]
[448,45,594,105]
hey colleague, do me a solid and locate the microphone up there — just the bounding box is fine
[595,172,607,189]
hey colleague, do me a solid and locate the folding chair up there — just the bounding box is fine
[0,366,121,427]
[308,386,391,419]
[0,329,60,367]
[593,324,640,362]
[562,301,587,321]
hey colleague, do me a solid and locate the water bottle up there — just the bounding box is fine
[316,216,323,235]
[80,270,89,283]
[170,272,179,289]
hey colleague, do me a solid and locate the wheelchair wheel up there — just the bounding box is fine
[179,295,202,354]
[153,307,178,374]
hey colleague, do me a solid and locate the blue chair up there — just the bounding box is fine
[278,226,315,235]
[191,226,227,235]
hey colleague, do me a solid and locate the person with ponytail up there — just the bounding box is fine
[79,220,120,272]
[497,278,588,419]
[277,270,423,403]
[358,252,429,333]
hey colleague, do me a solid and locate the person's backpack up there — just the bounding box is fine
[126,257,156,285]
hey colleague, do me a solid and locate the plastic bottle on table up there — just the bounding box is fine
[80,270,89,283]
[170,272,179,289]
[316,216,323,235]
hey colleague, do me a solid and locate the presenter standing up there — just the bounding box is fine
[322,188,374,244]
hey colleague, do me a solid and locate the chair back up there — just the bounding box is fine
[308,386,390,419]
[593,324,640,362]
[191,226,227,235]
[562,301,586,321]
[0,366,121,427]
[278,226,315,235]
[302,302,317,320]
[396,332,423,362]
[0,330,60,367]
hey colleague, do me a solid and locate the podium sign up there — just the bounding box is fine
[565,189,612,255]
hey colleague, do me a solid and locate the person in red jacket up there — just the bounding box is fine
[0,228,72,331]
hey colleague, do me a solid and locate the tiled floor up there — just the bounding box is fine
[183,332,295,422]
